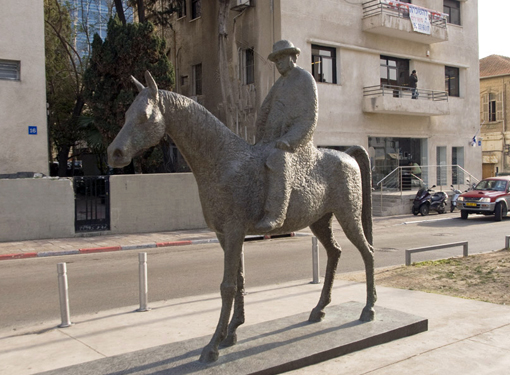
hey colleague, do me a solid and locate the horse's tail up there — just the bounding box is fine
[345,146,373,246]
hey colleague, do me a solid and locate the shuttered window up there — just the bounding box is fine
[482,91,504,123]
[481,93,488,123]
[0,60,20,81]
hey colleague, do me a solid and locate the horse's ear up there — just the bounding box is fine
[144,71,158,98]
[131,75,145,92]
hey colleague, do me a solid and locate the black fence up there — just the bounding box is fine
[74,176,110,232]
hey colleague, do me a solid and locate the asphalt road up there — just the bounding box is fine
[0,212,508,332]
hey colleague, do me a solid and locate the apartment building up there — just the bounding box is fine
[167,0,480,190]
[0,0,48,176]
[480,54,510,178]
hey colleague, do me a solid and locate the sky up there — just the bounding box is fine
[478,0,510,58]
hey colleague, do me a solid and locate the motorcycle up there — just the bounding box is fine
[412,184,448,216]
[450,180,476,212]
[450,185,462,212]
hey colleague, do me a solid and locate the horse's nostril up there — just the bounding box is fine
[113,148,123,159]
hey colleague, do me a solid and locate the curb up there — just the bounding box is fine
[0,233,303,261]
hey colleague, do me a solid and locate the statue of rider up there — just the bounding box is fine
[255,40,318,232]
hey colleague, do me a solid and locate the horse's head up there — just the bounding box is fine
[107,71,166,168]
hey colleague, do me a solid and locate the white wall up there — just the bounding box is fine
[0,174,207,242]
[0,178,75,242]
[109,173,206,234]
[0,0,48,175]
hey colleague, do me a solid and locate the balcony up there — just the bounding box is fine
[362,0,448,44]
[363,84,449,116]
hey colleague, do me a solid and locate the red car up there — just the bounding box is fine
[456,176,510,221]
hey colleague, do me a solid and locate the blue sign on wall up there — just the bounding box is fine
[28,126,37,135]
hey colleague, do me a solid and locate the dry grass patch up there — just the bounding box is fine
[339,249,510,305]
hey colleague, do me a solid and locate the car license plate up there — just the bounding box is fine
[466,202,477,207]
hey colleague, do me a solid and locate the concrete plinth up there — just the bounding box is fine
[40,301,427,375]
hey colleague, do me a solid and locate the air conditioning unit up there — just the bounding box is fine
[231,0,251,11]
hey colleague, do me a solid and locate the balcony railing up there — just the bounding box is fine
[362,0,447,29]
[364,84,448,101]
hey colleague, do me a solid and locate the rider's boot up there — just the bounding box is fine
[255,170,290,233]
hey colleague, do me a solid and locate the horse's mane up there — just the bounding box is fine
[158,90,254,166]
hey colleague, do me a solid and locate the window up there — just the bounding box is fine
[311,45,337,84]
[192,63,202,95]
[0,59,20,81]
[191,0,201,19]
[489,93,497,122]
[380,56,409,94]
[436,146,447,186]
[177,0,186,18]
[452,147,464,184]
[443,0,460,25]
[239,48,254,85]
[484,92,502,123]
[445,66,459,97]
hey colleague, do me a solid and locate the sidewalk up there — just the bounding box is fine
[1,217,510,374]
[0,213,426,261]
[1,279,509,374]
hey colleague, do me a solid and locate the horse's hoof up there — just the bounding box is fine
[220,333,237,348]
[308,308,325,322]
[359,306,375,322]
[199,345,219,363]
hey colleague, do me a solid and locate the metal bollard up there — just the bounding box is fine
[506,235,510,250]
[241,246,245,281]
[57,263,72,328]
[311,237,320,284]
[137,252,150,312]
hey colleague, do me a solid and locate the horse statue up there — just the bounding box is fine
[107,71,376,363]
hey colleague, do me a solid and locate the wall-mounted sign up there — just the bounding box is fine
[28,126,37,135]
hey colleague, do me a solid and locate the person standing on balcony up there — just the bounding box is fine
[409,70,418,99]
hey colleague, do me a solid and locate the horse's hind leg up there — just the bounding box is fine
[221,255,245,347]
[336,213,377,322]
[308,213,341,322]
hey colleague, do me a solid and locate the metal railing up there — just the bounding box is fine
[363,84,449,102]
[362,0,447,29]
[372,165,479,216]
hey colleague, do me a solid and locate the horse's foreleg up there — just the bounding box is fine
[221,255,245,347]
[308,214,341,322]
[199,232,244,363]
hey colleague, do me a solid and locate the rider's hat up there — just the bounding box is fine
[268,40,301,62]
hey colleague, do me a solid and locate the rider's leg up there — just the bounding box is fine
[255,150,291,232]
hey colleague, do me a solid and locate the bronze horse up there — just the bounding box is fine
[107,71,376,363]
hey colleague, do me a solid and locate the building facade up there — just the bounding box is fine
[479,54,510,178]
[0,0,48,176]
[166,0,481,189]
[68,0,134,57]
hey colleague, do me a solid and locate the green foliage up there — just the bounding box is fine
[44,0,86,175]
[83,17,174,173]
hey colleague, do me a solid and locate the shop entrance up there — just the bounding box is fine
[369,137,427,188]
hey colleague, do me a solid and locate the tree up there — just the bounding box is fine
[45,0,86,177]
[83,17,175,173]
[127,0,179,27]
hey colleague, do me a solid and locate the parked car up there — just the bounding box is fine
[456,176,510,221]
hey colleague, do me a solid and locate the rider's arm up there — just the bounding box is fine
[255,83,277,143]
[278,72,318,151]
